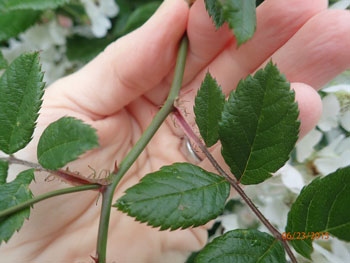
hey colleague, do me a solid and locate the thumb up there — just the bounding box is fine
[47,0,189,117]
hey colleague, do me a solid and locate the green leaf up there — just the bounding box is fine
[0,0,69,11]
[116,1,161,36]
[195,229,286,263]
[286,166,350,259]
[66,36,112,63]
[0,160,8,185]
[0,10,41,42]
[0,169,34,244]
[37,117,99,170]
[204,0,256,46]
[114,163,230,230]
[0,51,8,69]
[0,52,45,154]
[194,72,225,147]
[218,62,299,185]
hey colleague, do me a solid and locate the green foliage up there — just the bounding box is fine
[115,163,230,230]
[0,169,34,244]
[0,51,7,69]
[204,0,256,46]
[0,52,45,154]
[67,0,161,63]
[0,160,8,185]
[286,166,350,259]
[37,117,99,170]
[0,9,41,42]
[194,73,225,147]
[195,229,286,263]
[218,62,299,185]
[115,1,162,37]
[66,36,112,64]
[0,0,68,11]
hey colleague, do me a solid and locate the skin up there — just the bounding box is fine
[1,0,350,262]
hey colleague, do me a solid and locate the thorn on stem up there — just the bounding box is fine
[90,255,98,263]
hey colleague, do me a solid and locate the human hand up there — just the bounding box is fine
[1,0,349,262]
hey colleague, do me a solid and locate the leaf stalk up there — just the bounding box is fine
[95,35,189,263]
[173,107,298,263]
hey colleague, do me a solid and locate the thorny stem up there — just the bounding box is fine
[95,35,189,263]
[173,108,298,263]
[0,156,108,186]
[0,184,100,219]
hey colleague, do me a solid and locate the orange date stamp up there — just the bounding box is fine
[282,232,329,240]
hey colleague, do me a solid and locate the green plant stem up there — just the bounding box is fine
[173,108,298,263]
[95,35,189,263]
[0,184,100,219]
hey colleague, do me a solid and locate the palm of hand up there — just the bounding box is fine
[2,0,350,262]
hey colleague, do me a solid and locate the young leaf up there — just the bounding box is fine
[194,72,225,147]
[0,169,34,244]
[114,163,230,230]
[37,117,99,170]
[0,10,40,42]
[219,62,299,185]
[286,166,350,259]
[195,229,286,263]
[0,160,8,185]
[0,0,69,11]
[0,52,45,154]
[0,51,7,69]
[204,0,256,46]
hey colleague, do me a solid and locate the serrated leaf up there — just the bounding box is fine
[114,163,230,230]
[0,51,7,70]
[219,62,299,185]
[0,0,69,11]
[194,72,225,147]
[0,169,34,244]
[37,117,99,170]
[204,0,256,45]
[0,160,8,185]
[0,52,45,154]
[0,10,40,42]
[195,229,286,263]
[286,166,350,259]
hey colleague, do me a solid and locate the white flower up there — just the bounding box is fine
[329,0,350,10]
[81,0,119,38]
[278,163,305,193]
[296,129,322,162]
[314,135,350,175]
[317,94,340,132]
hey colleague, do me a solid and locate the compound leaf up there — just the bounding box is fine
[286,166,350,259]
[0,10,40,41]
[37,117,99,170]
[0,169,34,244]
[195,229,286,263]
[0,0,69,11]
[0,160,8,185]
[204,0,256,46]
[0,52,45,154]
[194,72,225,147]
[219,62,299,185]
[114,163,230,230]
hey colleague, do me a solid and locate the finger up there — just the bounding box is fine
[178,0,233,85]
[45,0,189,117]
[266,10,350,89]
[146,0,327,106]
[199,82,322,174]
